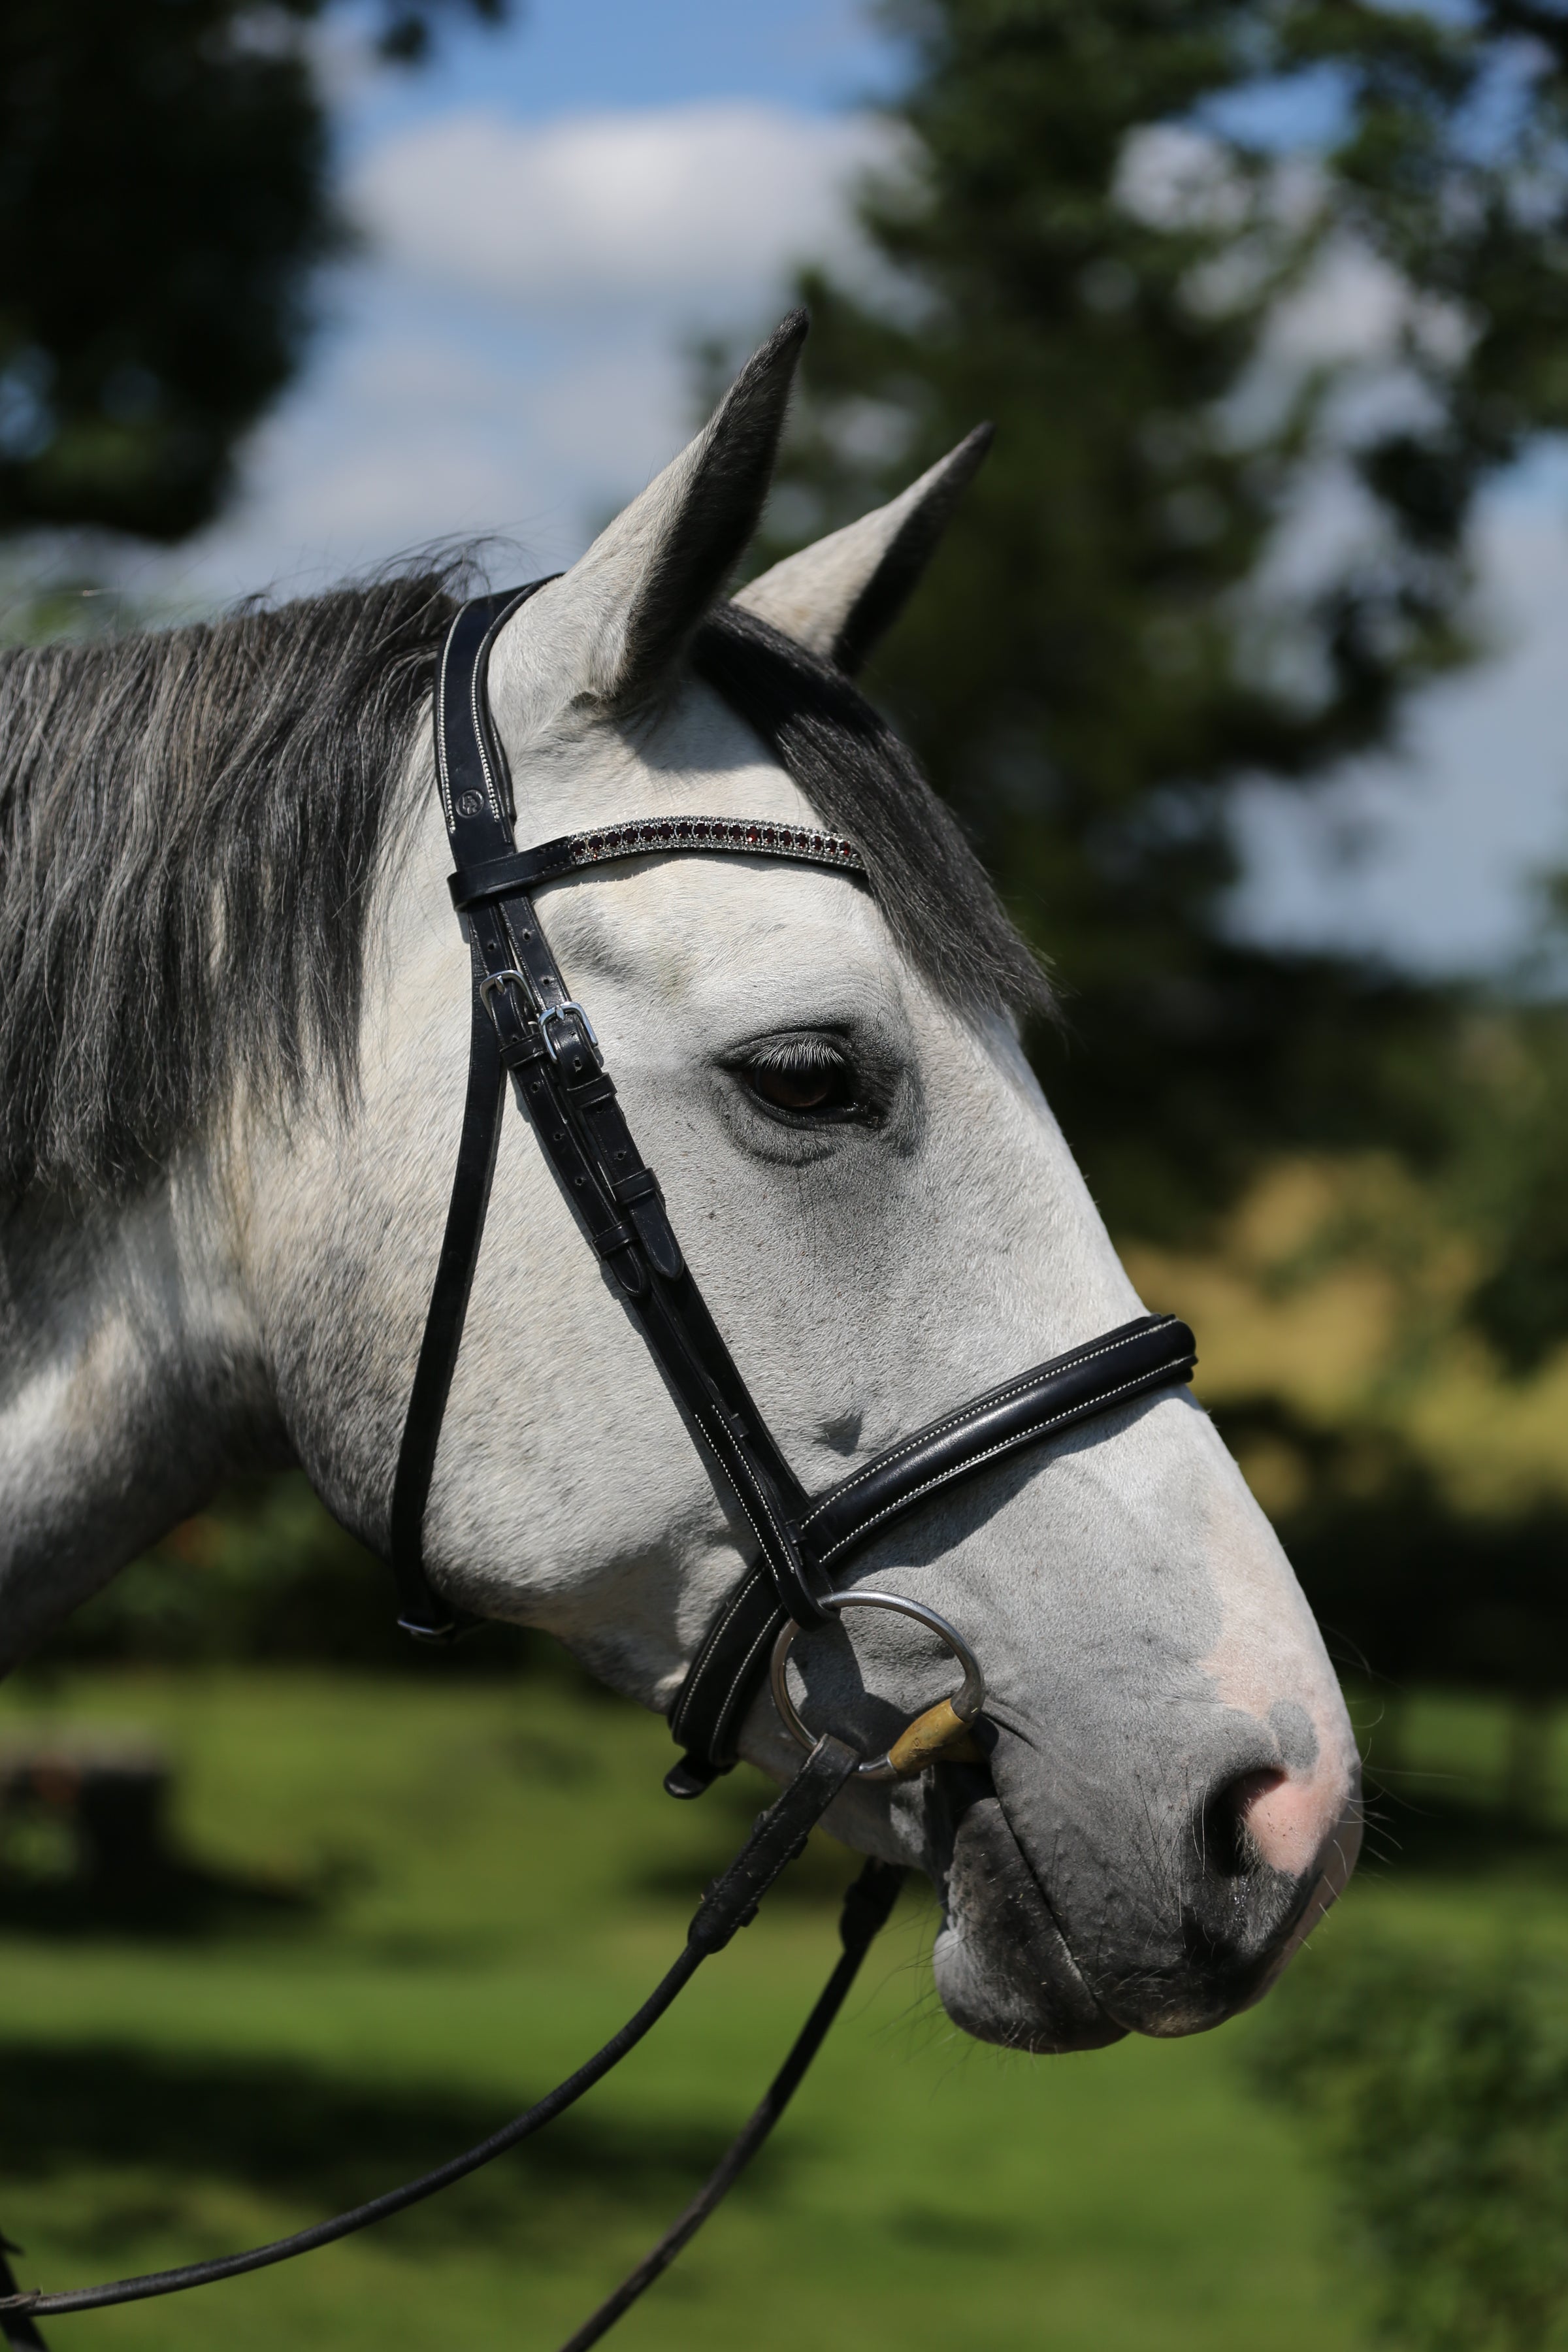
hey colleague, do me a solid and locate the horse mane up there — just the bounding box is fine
[0,568,1047,1203]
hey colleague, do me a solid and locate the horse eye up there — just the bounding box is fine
[742,1043,859,1117]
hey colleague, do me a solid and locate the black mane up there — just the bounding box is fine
[0,571,1046,1201]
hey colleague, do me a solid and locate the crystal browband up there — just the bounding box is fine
[448,817,866,913]
[569,816,863,870]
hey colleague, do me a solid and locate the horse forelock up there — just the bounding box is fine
[693,605,1051,1030]
[0,568,1047,1204]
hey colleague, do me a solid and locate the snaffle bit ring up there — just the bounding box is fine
[770,1591,986,1783]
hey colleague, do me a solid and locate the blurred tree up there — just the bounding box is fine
[751,0,1568,1239]
[1458,981,1568,1379]
[0,0,505,543]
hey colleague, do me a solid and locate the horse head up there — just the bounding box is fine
[0,316,1360,2054]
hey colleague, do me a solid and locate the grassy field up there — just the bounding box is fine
[0,1666,1563,2352]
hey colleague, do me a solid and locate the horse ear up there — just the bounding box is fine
[491,312,807,724]
[733,425,992,675]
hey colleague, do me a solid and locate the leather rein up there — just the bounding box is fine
[0,585,1196,2350]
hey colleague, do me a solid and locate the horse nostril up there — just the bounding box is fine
[1203,1767,1288,1880]
[1205,1764,1337,1883]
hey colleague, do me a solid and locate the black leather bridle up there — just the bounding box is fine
[393,583,1198,1795]
[0,586,1196,2351]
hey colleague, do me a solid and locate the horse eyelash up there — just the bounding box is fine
[743,1036,850,1075]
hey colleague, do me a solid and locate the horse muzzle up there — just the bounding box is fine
[928,1727,1363,2051]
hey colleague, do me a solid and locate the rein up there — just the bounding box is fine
[0,587,1196,2349]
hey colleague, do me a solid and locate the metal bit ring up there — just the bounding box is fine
[770,1591,985,1783]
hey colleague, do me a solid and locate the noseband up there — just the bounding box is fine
[0,587,1196,2351]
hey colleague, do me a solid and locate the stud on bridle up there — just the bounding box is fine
[0,587,1196,2351]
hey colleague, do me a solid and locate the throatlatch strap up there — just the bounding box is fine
[387,970,505,1640]
[386,583,549,1641]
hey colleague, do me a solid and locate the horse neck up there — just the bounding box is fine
[0,1156,280,1665]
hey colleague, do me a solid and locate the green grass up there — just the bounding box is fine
[0,1667,1561,2352]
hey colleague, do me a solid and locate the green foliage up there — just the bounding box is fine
[1252,1935,1568,2352]
[0,0,504,543]
[751,0,1568,1234]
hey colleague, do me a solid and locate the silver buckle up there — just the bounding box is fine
[478,968,530,1019]
[538,1001,601,1064]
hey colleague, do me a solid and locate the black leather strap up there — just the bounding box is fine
[385,584,553,1642]
[664,1314,1196,1787]
[408,585,830,1634]
[0,2242,44,2352]
[665,1565,785,1795]
[555,1855,903,2352]
[386,968,505,1640]
[0,1739,860,2329]
[798,1313,1196,1576]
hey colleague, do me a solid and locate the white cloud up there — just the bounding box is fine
[351,99,894,314]
[116,99,892,605]
[150,297,691,603]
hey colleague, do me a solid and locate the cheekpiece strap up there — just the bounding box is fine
[393,585,846,1651]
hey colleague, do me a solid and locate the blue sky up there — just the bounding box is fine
[121,0,1568,977]
[344,0,900,133]
[131,1,898,621]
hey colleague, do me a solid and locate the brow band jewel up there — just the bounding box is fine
[564,819,865,875]
[446,817,868,917]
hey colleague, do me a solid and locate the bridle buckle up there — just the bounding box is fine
[479,968,530,1021]
[538,1000,601,1065]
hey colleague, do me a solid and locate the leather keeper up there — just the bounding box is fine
[498,1028,546,1071]
[589,1218,640,1262]
[449,846,574,908]
[607,1247,648,1299]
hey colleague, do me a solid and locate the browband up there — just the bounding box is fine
[450,819,865,911]
[390,586,1199,1797]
